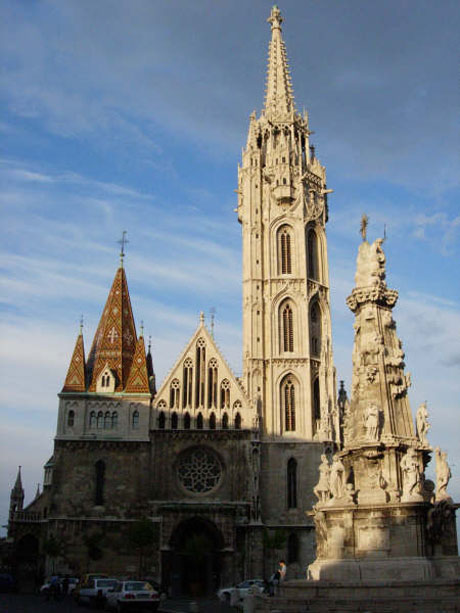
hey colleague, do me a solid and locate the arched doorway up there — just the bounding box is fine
[15,533,40,592]
[165,517,224,597]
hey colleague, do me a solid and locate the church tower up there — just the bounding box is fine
[237,6,337,441]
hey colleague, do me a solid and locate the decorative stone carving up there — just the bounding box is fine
[329,454,346,503]
[400,447,423,502]
[355,238,386,287]
[314,454,331,505]
[435,447,452,501]
[415,402,430,447]
[363,404,381,441]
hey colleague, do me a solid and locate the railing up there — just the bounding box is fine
[13,511,42,522]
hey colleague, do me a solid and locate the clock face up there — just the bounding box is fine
[177,447,223,494]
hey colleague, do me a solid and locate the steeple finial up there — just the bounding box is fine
[360,214,368,242]
[140,320,144,337]
[268,5,283,30]
[210,307,216,339]
[117,231,129,267]
[148,335,152,352]
[200,311,205,325]
[79,314,84,335]
[14,466,22,489]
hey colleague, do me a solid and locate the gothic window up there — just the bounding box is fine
[234,413,242,430]
[111,411,118,429]
[158,411,165,429]
[287,458,297,508]
[280,301,294,352]
[209,412,216,429]
[89,411,96,428]
[287,532,299,564]
[182,358,193,408]
[310,302,322,357]
[196,412,204,429]
[184,412,191,429]
[281,375,296,432]
[94,460,105,506]
[313,377,321,434]
[220,379,230,409]
[171,412,178,430]
[195,339,206,408]
[222,412,229,429]
[233,400,242,412]
[67,410,75,427]
[104,411,111,429]
[207,358,218,408]
[277,225,292,275]
[177,447,222,494]
[97,411,104,429]
[307,228,319,280]
[170,379,180,409]
[132,410,139,429]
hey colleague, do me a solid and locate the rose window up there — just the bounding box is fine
[177,447,222,494]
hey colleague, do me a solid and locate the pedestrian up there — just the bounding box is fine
[278,559,287,583]
[268,567,280,596]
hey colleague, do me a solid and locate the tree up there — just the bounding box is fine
[83,532,104,571]
[127,519,157,577]
[263,529,286,578]
[42,535,64,574]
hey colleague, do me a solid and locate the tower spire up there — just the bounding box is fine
[264,6,296,119]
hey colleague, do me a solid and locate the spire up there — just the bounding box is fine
[61,326,86,392]
[125,334,151,394]
[146,336,156,395]
[35,483,41,499]
[264,6,296,119]
[10,466,24,516]
[87,266,137,392]
[13,466,23,492]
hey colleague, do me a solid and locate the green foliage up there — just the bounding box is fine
[127,519,156,549]
[84,532,104,562]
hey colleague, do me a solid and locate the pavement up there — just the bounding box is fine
[159,596,234,613]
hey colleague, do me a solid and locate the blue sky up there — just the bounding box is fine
[1,0,459,535]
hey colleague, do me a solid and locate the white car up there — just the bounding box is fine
[76,577,118,606]
[217,579,266,605]
[105,580,160,611]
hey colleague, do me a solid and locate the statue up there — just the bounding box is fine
[363,404,381,441]
[400,447,422,501]
[435,447,452,501]
[329,454,346,502]
[416,402,430,447]
[314,454,331,505]
[355,237,386,287]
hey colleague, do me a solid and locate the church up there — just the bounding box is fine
[8,7,457,600]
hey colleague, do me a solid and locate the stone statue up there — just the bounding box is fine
[314,454,331,505]
[416,402,430,447]
[435,447,452,501]
[355,237,386,287]
[313,511,328,558]
[363,404,381,441]
[329,454,346,502]
[400,447,422,501]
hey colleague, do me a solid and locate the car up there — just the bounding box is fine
[217,579,266,605]
[105,580,160,612]
[76,577,118,607]
[40,576,79,595]
[73,573,108,601]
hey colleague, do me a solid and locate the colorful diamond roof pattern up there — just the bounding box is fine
[61,332,86,392]
[125,336,150,393]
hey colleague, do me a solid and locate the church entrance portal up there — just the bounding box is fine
[165,517,224,597]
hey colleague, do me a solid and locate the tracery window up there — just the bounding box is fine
[184,412,191,429]
[220,379,230,409]
[209,412,216,430]
[310,302,321,357]
[171,412,178,430]
[287,458,297,508]
[234,413,242,430]
[281,375,296,432]
[89,411,96,428]
[182,358,193,408]
[280,301,294,352]
[158,411,165,429]
[222,412,229,429]
[177,447,222,494]
[196,412,204,430]
[94,460,105,505]
[170,379,180,409]
[104,411,111,429]
[207,358,218,408]
[111,411,118,429]
[195,339,206,408]
[132,410,139,429]
[97,411,104,429]
[307,228,319,280]
[278,225,292,275]
[313,377,321,434]
[67,410,75,427]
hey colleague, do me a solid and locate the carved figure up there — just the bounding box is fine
[344,483,356,504]
[313,510,328,558]
[435,447,451,501]
[363,404,381,441]
[355,238,386,287]
[329,454,346,502]
[314,454,331,504]
[400,448,422,500]
[416,402,430,446]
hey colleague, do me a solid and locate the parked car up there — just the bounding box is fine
[217,579,266,604]
[40,576,79,595]
[73,573,108,601]
[76,577,118,607]
[105,580,160,612]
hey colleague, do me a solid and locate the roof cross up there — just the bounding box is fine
[117,231,129,267]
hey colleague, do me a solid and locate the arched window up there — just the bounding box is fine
[307,228,319,280]
[234,413,242,430]
[287,458,297,508]
[313,378,321,434]
[207,358,218,408]
[280,302,294,352]
[287,532,299,564]
[171,412,178,430]
[310,302,321,357]
[158,411,165,429]
[132,410,139,429]
[170,379,180,409]
[94,460,105,506]
[182,358,193,408]
[97,411,104,429]
[184,412,191,429]
[104,411,111,429]
[111,411,118,429]
[196,412,203,429]
[220,379,230,409]
[89,411,96,428]
[278,225,292,275]
[67,410,75,427]
[281,375,296,432]
[209,412,216,429]
[195,339,206,408]
[222,413,229,429]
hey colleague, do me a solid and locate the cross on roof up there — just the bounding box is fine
[117,231,129,266]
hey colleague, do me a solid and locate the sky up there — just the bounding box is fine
[1,0,459,538]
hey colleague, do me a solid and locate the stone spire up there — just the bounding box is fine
[263,5,296,120]
[61,328,86,392]
[9,466,24,526]
[87,266,137,392]
[146,336,156,395]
